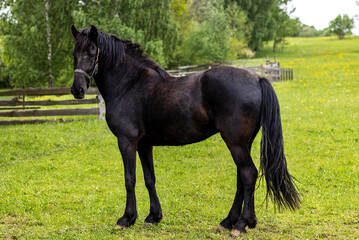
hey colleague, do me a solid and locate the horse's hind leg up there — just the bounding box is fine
[218,117,259,235]
[138,141,162,224]
[218,125,259,232]
[218,164,244,231]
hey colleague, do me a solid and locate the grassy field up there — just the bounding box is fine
[1,36,359,239]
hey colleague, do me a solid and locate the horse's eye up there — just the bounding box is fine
[89,44,97,57]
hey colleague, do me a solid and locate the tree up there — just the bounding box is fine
[272,1,300,52]
[173,0,231,65]
[0,0,76,88]
[119,0,178,68]
[226,1,253,59]
[225,0,278,50]
[329,14,354,39]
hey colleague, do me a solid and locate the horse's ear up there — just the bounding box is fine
[89,25,98,43]
[71,25,79,39]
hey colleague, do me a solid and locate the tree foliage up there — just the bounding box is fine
[0,0,296,88]
[329,14,354,39]
[297,25,331,38]
[0,0,76,88]
[173,0,232,65]
[271,1,300,52]
[225,0,277,50]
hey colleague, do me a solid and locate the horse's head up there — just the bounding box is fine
[71,25,100,99]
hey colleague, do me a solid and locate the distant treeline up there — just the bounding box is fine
[298,25,333,38]
[0,0,300,88]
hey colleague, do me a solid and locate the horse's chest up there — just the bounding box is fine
[105,104,142,138]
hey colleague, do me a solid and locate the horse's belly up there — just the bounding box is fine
[147,132,217,146]
[144,121,217,146]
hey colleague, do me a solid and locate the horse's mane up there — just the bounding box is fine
[77,28,170,78]
[121,40,171,78]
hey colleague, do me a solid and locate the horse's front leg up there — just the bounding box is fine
[138,141,162,224]
[116,136,138,228]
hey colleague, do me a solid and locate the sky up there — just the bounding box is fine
[288,0,359,35]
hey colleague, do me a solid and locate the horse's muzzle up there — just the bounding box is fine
[71,75,88,99]
[71,86,85,99]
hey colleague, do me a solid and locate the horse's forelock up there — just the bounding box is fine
[75,30,91,50]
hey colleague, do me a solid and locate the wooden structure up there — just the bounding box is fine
[167,57,293,81]
[0,87,105,125]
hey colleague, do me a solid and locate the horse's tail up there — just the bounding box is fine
[258,77,301,210]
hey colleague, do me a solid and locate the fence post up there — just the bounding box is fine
[288,69,290,81]
[98,94,105,120]
[286,68,289,81]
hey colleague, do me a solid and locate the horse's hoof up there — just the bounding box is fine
[230,229,246,237]
[217,225,230,232]
[143,222,154,227]
[115,225,128,230]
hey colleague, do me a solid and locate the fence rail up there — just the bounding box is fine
[0,87,104,125]
[0,108,100,118]
[0,98,100,107]
[0,87,99,96]
[167,56,293,81]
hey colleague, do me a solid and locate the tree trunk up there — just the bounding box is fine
[273,39,277,53]
[45,1,54,88]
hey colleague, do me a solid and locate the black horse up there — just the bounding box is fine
[70,25,300,237]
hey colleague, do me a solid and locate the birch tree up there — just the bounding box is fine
[0,0,76,88]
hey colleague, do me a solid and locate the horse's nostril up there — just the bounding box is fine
[71,87,75,95]
[79,87,85,95]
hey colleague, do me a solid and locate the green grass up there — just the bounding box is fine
[1,36,359,239]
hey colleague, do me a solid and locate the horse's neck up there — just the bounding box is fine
[94,57,148,105]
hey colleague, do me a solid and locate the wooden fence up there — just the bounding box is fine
[246,65,293,81]
[0,57,292,125]
[0,87,105,125]
[167,57,293,81]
